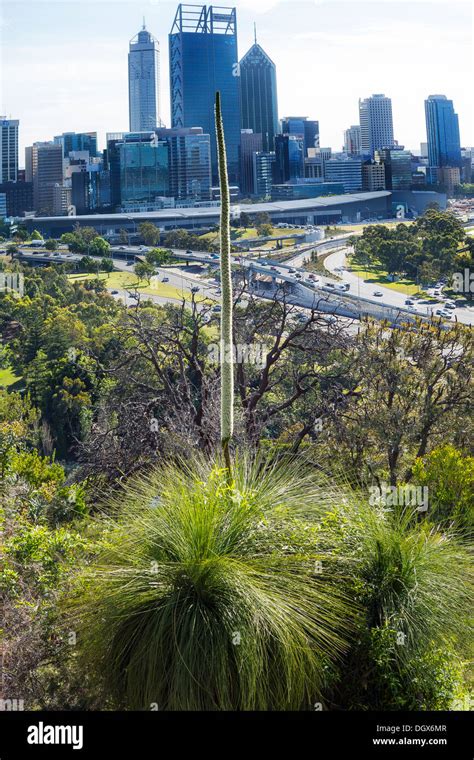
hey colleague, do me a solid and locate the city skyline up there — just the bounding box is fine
[1,0,472,163]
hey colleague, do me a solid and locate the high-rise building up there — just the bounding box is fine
[240,130,263,196]
[281,117,319,157]
[119,133,169,205]
[156,127,212,202]
[0,119,19,183]
[344,125,361,156]
[25,142,63,215]
[54,132,98,159]
[274,134,304,184]
[0,181,34,217]
[71,169,111,214]
[375,147,412,191]
[252,151,275,198]
[424,95,461,179]
[324,156,363,193]
[362,163,386,192]
[359,94,394,158]
[128,23,161,132]
[239,32,279,154]
[169,4,241,185]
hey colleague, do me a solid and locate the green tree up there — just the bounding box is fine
[45,239,58,251]
[138,222,160,247]
[89,237,110,257]
[30,230,44,241]
[145,248,172,266]
[135,260,156,283]
[412,445,473,532]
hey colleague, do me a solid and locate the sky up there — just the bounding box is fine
[1,0,472,165]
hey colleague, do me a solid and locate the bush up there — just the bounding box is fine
[332,501,473,710]
[70,456,357,710]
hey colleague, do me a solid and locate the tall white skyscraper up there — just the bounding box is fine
[0,119,19,182]
[128,23,161,133]
[359,94,394,158]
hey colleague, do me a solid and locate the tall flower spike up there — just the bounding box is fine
[215,91,234,478]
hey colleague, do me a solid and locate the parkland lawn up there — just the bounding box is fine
[67,272,211,303]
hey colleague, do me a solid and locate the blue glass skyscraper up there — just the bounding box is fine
[169,4,241,185]
[425,95,462,170]
[240,32,279,154]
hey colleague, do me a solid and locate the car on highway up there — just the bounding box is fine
[126,261,134,266]
[289,268,297,273]
[210,254,219,259]
[325,282,335,288]
[212,305,222,313]
[444,301,456,310]
[294,273,302,279]
[405,298,415,306]
[186,249,193,255]
[436,309,453,318]
[162,277,169,283]
[111,290,119,295]
[270,266,278,271]
[191,286,200,293]
[373,291,384,297]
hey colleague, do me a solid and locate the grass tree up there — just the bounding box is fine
[215,91,234,478]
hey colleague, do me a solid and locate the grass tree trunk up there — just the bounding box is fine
[215,91,234,479]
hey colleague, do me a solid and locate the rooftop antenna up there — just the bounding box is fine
[254,22,257,44]
[142,16,146,30]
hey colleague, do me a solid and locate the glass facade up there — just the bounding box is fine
[54,132,98,158]
[274,134,304,183]
[128,27,161,132]
[119,137,169,203]
[163,128,212,202]
[425,95,461,171]
[240,43,278,154]
[252,151,275,198]
[169,5,241,185]
[0,119,19,183]
[281,117,319,157]
[376,148,412,190]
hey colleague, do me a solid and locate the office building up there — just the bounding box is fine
[274,134,305,183]
[169,4,241,184]
[239,32,278,154]
[71,169,111,214]
[439,166,461,196]
[129,23,161,132]
[359,94,394,157]
[252,151,275,198]
[424,95,462,181]
[344,125,361,155]
[324,156,363,193]
[157,127,212,202]
[53,183,71,216]
[362,163,386,192]
[119,133,169,205]
[25,142,63,215]
[240,130,263,196]
[0,119,19,182]
[0,181,34,217]
[375,147,412,191]
[281,117,319,156]
[271,182,344,200]
[54,132,98,159]
[0,194,7,219]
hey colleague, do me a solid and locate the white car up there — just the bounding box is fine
[436,309,453,318]
[373,291,384,297]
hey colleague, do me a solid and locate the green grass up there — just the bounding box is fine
[67,272,211,303]
[0,366,22,388]
[348,259,424,296]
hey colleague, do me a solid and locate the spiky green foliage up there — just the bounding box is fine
[69,456,357,710]
[215,91,234,453]
[330,499,473,709]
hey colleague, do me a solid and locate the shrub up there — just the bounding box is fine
[69,456,357,711]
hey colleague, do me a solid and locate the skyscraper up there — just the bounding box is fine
[128,23,161,132]
[359,94,394,158]
[239,30,279,154]
[273,134,304,183]
[0,119,19,183]
[25,142,63,215]
[344,125,361,156]
[424,95,462,176]
[281,117,319,157]
[240,130,263,196]
[169,4,241,185]
[54,132,98,159]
